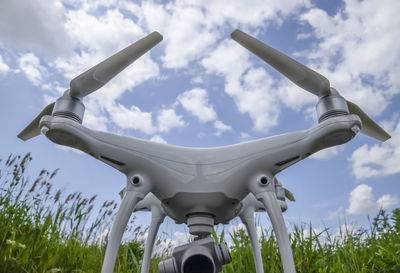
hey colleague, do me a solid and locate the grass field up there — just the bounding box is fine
[1,154,399,273]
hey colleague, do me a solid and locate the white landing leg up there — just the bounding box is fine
[255,191,296,273]
[239,207,264,273]
[101,191,142,273]
[140,206,165,273]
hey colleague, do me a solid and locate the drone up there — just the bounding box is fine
[18,30,390,273]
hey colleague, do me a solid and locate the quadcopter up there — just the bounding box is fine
[18,30,390,273]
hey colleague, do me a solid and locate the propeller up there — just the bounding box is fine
[231,29,390,142]
[284,188,295,202]
[18,32,163,141]
[17,102,55,141]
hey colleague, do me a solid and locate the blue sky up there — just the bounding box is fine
[1,0,400,244]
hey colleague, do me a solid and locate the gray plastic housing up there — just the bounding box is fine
[158,237,231,273]
[39,114,361,225]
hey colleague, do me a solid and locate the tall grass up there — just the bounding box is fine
[221,209,400,273]
[0,154,144,273]
[1,153,399,272]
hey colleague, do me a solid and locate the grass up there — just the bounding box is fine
[1,153,399,272]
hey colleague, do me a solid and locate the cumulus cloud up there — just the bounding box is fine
[202,40,281,132]
[0,55,10,74]
[50,7,162,135]
[143,231,193,256]
[311,146,342,160]
[157,108,185,132]
[3,0,400,149]
[150,135,168,144]
[177,88,232,135]
[377,194,399,210]
[90,103,185,135]
[109,104,155,134]
[347,184,399,215]
[214,120,232,136]
[55,7,160,95]
[0,0,73,57]
[122,0,306,69]
[18,53,46,86]
[229,222,263,240]
[178,88,217,123]
[298,0,400,115]
[82,98,109,132]
[349,116,400,180]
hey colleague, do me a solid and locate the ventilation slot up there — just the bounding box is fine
[100,156,125,166]
[275,156,300,167]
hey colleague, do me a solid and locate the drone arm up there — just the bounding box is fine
[255,191,295,273]
[140,206,165,273]
[39,116,171,177]
[254,114,362,174]
[101,190,144,273]
[239,207,264,273]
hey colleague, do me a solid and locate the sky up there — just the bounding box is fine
[1,0,400,246]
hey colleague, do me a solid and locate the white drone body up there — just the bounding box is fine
[18,30,390,273]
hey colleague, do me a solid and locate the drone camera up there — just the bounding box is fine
[158,237,231,273]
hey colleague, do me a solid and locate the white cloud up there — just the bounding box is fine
[131,3,206,68]
[0,0,73,57]
[298,0,400,115]
[229,222,246,234]
[64,9,144,58]
[327,207,345,220]
[146,230,193,256]
[18,53,46,86]
[173,231,191,245]
[349,117,400,180]
[154,5,219,69]
[202,40,251,81]
[229,222,263,241]
[202,40,281,132]
[107,104,186,136]
[150,135,167,145]
[109,104,156,134]
[0,55,10,74]
[347,184,377,215]
[157,108,185,132]
[49,7,162,135]
[82,98,109,132]
[178,88,217,123]
[346,184,399,215]
[239,132,251,140]
[377,194,399,210]
[124,0,306,69]
[214,120,232,136]
[201,0,307,27]
[55,8,160,94]
[335,224,358,238]
[302,227,325,239]
[83,113,109,132]
[311,146,342,160]
[96,228,109,247]
[277,84,316,112]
